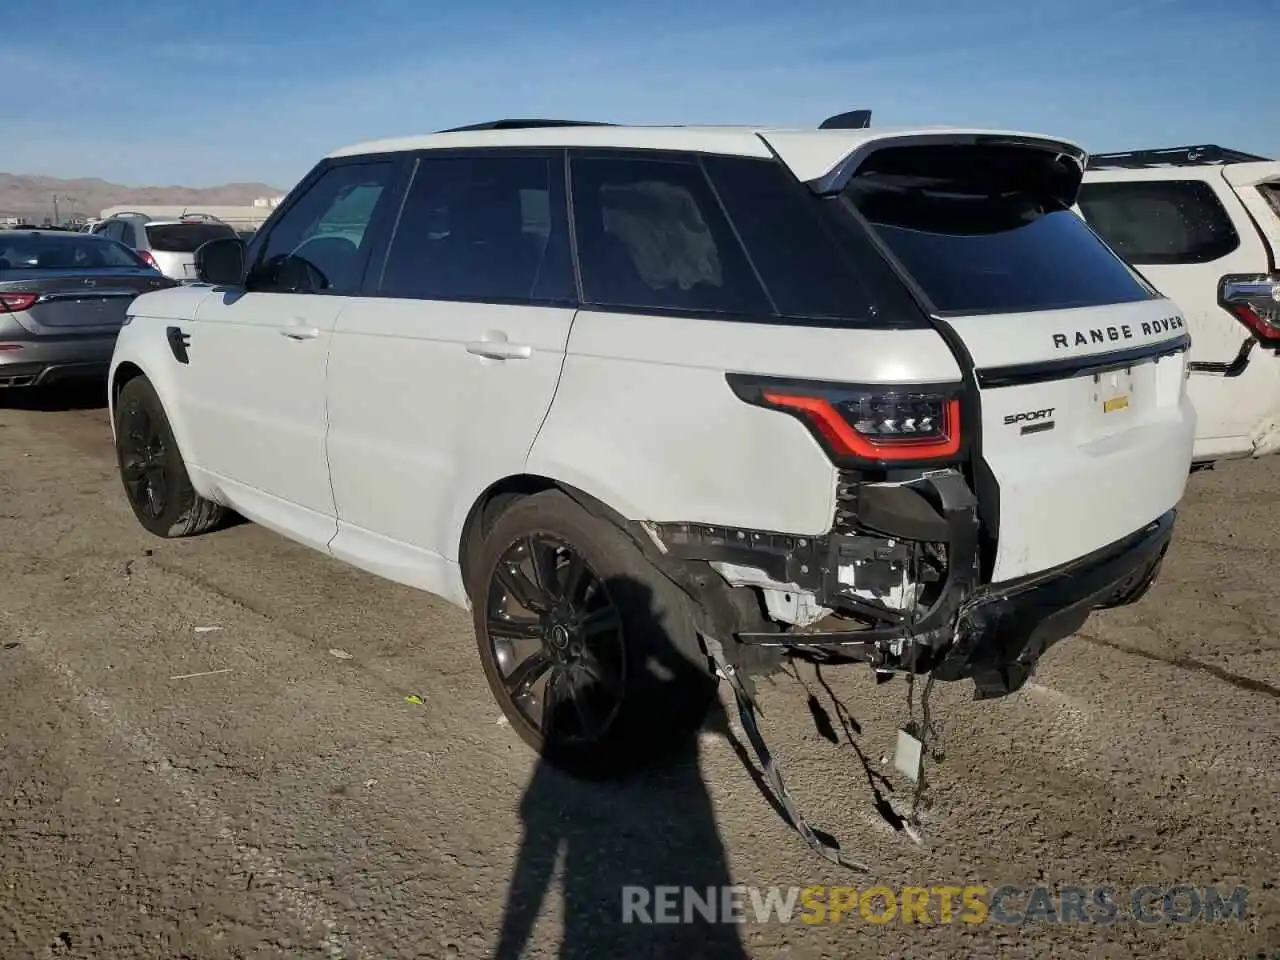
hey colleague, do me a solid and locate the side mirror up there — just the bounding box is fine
[194,236,246,286]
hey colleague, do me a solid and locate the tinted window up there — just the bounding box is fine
[1077,180,1241,265]
[570,155,771,316]
[1261,184,1280,221]
[840,145,1155,315]
[0,235,147,270]
[146,222,236,252]
[703,155,920,326]
[251,161,394,295]
[379,153,573,303]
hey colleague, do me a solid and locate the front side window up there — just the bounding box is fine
[570,154,771,316]
[378,153,573,303]
[250,161,395,294]
[1077,180,1241,265]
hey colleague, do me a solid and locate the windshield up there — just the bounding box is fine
[0,235,149,270]
[146,222,236,253]
[840,144,1156,315]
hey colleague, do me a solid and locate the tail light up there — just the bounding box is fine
[726,374,963,466]
[1220,274,1280,348]
[0,292,38,313]
[138,250,161,271]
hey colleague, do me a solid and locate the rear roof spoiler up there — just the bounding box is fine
[788,131,1087,195]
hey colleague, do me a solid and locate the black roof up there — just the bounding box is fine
[436,119,616,133]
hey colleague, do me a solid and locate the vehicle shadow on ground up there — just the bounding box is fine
[495,576,752,960]
[0,380,109,411]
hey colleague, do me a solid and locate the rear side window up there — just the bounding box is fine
[570,155,771,316]
[1077,180,1240,265]
[379,153,574,304]
[842,145,1156,315]
[702,155,913,325]
[146,222,236,253]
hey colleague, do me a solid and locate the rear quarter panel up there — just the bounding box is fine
[525,311,962,536]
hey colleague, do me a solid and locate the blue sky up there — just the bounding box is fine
[2,0,1274,189]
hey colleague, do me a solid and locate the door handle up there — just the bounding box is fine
[465,331,532,360]
[278,324,320,340]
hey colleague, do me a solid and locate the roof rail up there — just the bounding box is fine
[1086,144,1270,170]
[436,119,615,133]
[819,109,872,130]
[176,211,227,223]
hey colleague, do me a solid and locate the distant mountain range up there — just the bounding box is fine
[0,173,286,222]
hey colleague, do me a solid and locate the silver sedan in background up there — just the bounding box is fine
[0,230,175,389]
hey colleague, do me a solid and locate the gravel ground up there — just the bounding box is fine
[1,382,1277,960]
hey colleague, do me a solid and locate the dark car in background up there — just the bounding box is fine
[0,231,175,388]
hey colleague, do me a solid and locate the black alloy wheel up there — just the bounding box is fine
[484,535,626,747]
[112,375,225,538]
[470,490,718,779]
[118,397,170,521]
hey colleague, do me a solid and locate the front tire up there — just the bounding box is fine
[470,490,717,780]
[114,376,225,538]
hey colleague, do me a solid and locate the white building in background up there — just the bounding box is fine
[252,195,285,208]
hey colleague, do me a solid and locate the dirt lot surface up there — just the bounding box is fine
[1,383,1278,960]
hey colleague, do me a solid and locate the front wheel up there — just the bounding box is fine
[470,490,717,780]
[114,376,225,538]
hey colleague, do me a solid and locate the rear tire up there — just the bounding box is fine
[470,490,717,780]
[114,376,225,538]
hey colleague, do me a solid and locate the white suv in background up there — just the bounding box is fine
[92,213,238,282]
[1078,145,1280,465]
[106,118,1194,785]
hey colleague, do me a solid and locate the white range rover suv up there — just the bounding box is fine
[108,117,1195,782]
[1078,144,1280,465]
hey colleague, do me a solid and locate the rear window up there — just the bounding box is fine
[1076,180,1240,265]
[1260,184,1280,220]
[146,222,236,253]
[0,235,147,270]
[841,144,1156,315]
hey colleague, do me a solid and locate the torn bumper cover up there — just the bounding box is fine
[727,468,1175,697]
[934,509,1174,696]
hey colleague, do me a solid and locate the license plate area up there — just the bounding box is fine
[1085,361,1148,433]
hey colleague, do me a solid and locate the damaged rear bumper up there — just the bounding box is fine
[724,469,1175,697]
[934,508,1174,696]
